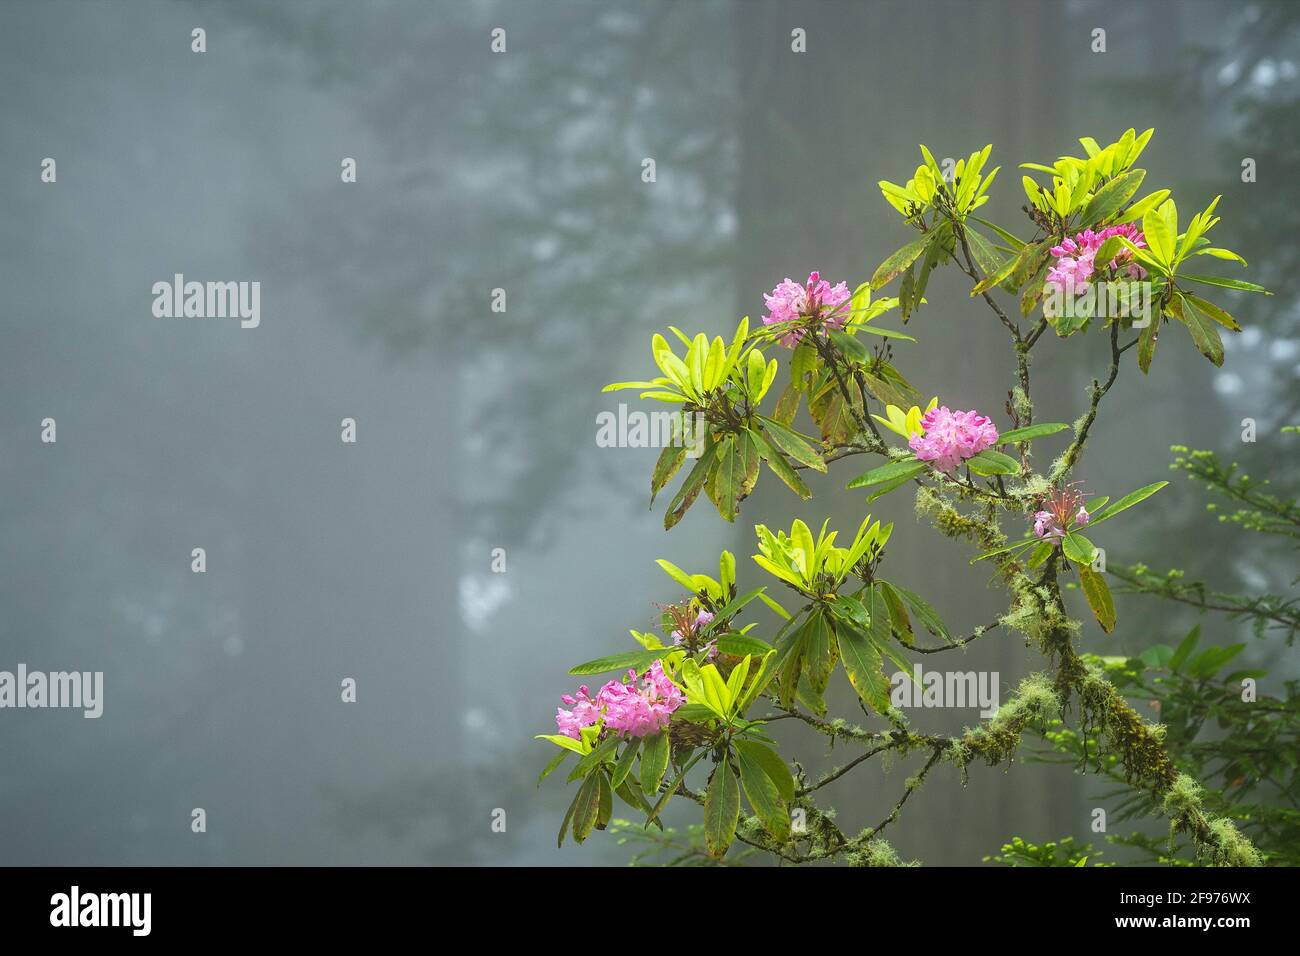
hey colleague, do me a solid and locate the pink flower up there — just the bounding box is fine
[1045,223,1147,293]
[1031,483,1091,543]
[908,406,999,475]
[762,271,852,347]
[599,661,685,738]
[555,685,602,739]
[554,661,686,739]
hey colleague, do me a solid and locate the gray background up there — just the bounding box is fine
[0,0,1295,865]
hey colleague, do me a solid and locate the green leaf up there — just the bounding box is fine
[1077,564,1115,634]
[971,238,1044,295]
[638,390,690,403]
[687,333,708,395]
[700,663,732,714]
[719,550,736,593]
[774,623,809,709]
[640,731,670,799]
[855,324,916,342]
[1089,481,1168,525]
[1079,168,1145,227]
[709,587,766,625]
[716,633,775,658]
[714,435,742,522]
[1168,625,1201,673]
[569,649,664,677]
[866,584,910,674]
[860,361,922,410]
[758,418,826,472]
[847,457,926,489]
[970,215,1024,249]
[970,537,1039,564]
[535,733,589,755]
[790,342,818,386]
[753,553,805,590]
[1061,533,1098,566]
[772,379,801,423]
[704,758,741,857]
[878,580,914,645]
[673,702,719,724]
[568,733,621,782]
[615,780,653,816]
[1187,643,1246,679]
[1175,294,1225,367]
[865,470,922,502]
[997,422,1069,444]
[733,739,796,804]
[571,772,603,844]
[748,427,812,499]
[828,329,872,364]
[912,222,951,313]
[1142,199,1176,266]
[650,443,689,504]
[663,441,720,529]
[734,746,790,841]
[603,380,665,393]
[704,335,726,391]
[610,737,641,789]
[965,228,1010,285]
[735,650,779,713]
[829,592,870,630]
[871,234,933,290]
[837,620,891,713]
[1192,247,1247,265]
[967,449,1021,475]
[1181,293,1240,331]
[1026,541,1053,568]
[1139,644,1174,669]
[800,609,837,712]
[537,748,569,785]
[557,788,579,848]
[1177,274,1270,294]
[757,591,792,620]
[1137,312,1160,373]
[886,583,951,642]
[596,771,614,830]
[656,558,699,592]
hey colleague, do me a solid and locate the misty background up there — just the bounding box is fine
[0,0,1295,865]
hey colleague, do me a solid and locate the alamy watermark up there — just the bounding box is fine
[596,404,706,457]
[0,665,103,718]
[50,886,150,936]
[1042,279,1152,328]
[152,274,260,328]
[891,664,999,718]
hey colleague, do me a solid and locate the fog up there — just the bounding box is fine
[0,0,1294,865]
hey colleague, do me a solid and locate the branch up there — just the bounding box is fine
[865,745,945,839]
[909,619,1002,654]
[1051,319,1123,481]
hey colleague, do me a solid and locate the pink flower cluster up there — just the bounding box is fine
[555,660,685,740]
[1045,223,1147,292]
[908,406,999,475]
[1032,483,1091,542]
[762,271,852,347]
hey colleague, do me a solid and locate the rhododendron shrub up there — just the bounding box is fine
[538,130,1269,866]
